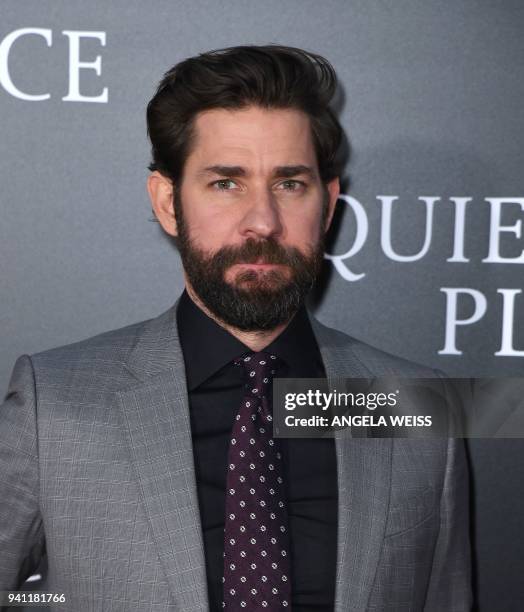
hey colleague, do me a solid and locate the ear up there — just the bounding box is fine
[147,171,177,237]
[323,177,340,232]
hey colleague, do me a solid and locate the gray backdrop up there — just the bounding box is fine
[1,1,523,609]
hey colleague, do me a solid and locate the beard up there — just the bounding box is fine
[174,191,326,331]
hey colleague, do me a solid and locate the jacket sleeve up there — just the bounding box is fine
[0,355,45,591]
[424,437,472,611]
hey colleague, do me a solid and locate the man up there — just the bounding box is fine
[0,46,470,611]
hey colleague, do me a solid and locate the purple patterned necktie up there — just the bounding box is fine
[222,352,292,610]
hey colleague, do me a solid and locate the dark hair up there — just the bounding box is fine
[146,45,343,184]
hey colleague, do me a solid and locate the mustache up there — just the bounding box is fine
[209,238,307,268]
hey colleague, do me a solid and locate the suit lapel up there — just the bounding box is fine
[115,304,392,611]
[310,317,393,612]
[117,303,209,610]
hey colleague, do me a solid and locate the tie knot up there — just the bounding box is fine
[234,352,282,397]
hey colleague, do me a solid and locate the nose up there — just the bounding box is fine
[238,187,283,240]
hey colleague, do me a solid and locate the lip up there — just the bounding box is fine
[233,262,284,270]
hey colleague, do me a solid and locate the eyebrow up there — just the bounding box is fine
[200,164,316,179]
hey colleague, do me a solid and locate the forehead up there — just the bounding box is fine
[186,106,317,171]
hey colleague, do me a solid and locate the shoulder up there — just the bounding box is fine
[33,318,146,362]
[28,314,157,391]
[309,316,440,378]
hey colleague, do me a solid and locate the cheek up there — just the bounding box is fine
[282,210,323,245]
[179,186,231,241]
[184,208,236,247]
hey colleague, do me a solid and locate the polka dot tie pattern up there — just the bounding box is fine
[222,352,292,610]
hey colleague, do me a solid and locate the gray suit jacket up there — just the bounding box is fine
[0,304,471,611]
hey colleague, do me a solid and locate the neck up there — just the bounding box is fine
[185,283,293,352]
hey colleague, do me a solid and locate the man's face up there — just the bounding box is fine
[152,106,339,330]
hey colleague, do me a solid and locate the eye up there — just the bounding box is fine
[277,179,305,191]
[212,179,237,190]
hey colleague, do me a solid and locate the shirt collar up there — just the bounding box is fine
[176,290,324,390]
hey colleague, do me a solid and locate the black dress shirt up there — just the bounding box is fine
[176,291,337,611]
